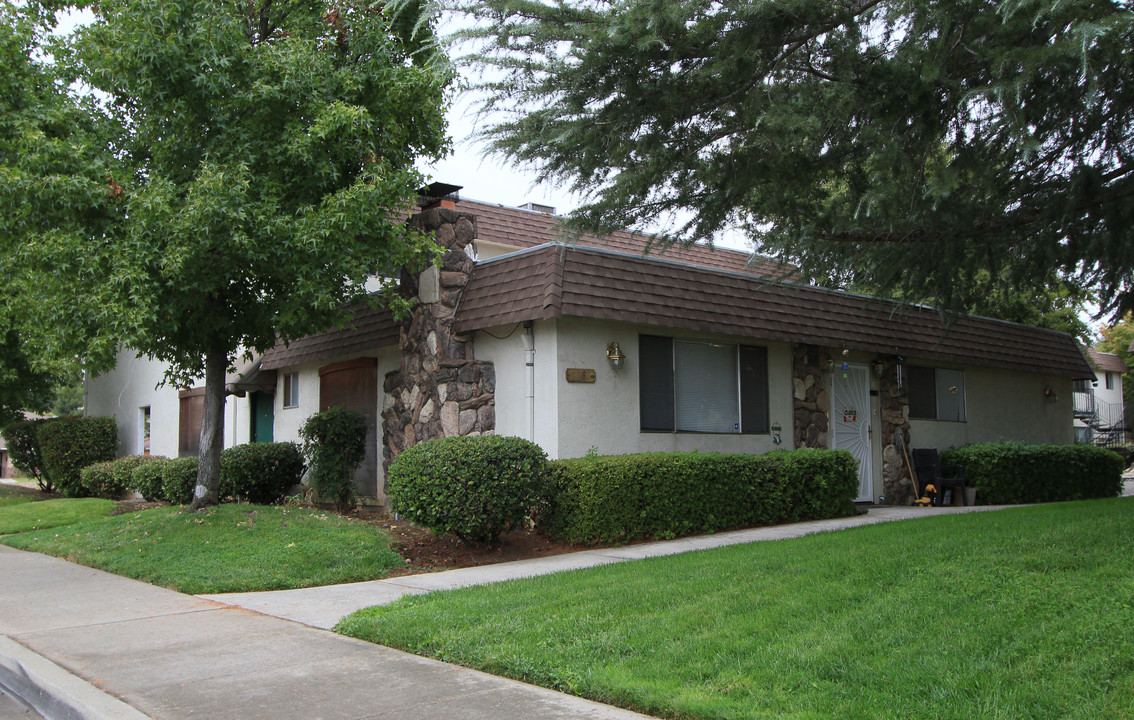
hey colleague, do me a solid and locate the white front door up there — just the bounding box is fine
[831,363,873,502]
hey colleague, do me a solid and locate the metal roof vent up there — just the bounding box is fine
[520,202,555,215]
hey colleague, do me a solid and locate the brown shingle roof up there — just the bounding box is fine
[1088,349,1127,374]
[454,245,1094,379]
[260,302,400,370]
[463,199,797,279]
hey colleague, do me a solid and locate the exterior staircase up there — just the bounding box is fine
[1074,382,1129,447]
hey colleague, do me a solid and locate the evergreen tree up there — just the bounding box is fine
[460,0,1134,320]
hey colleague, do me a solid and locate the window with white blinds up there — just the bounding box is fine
[640,335,769,434]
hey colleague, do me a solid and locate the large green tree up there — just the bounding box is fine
[0,3,116,425]
[459,0,1134,321]
[12,0,452,509]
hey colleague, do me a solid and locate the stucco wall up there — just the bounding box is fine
[85,347,250,458]
[271,359,323,445]
[1092,372,1125,428]
[472,319,559,457]
[473,318,793,460]
[908,364,1074,450]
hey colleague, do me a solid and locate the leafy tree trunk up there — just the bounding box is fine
[188,348,226,512]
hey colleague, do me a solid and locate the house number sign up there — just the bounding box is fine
[565,368,597,384]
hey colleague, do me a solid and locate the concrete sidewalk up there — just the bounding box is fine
[203,503,1016,629]
[0,546,653,720]
[2,494,1127,720]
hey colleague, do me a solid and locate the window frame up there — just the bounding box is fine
[282,372,300,409]
[639,335,769,434]
[907,366,967,422]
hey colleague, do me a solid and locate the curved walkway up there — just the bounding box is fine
[202,503,1018,630]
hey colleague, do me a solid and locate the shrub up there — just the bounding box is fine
[79,455,163,500]
[299,408,369,510]
[539,448,859,546]
[1,419,50,491]
[78,461,116,499]
[161,457,200,505]
[132,457,171,501]
[942,442,1123,505]
[36,417,118,497]
[77,457,145,500]
[109,455,162,497]
[388,435,548,544]
[220,442,304,505]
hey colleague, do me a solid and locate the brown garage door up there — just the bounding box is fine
[318,358,378,498]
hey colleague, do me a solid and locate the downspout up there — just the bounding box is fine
[522,322,535,442]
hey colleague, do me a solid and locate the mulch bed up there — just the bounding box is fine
[338,505,588,577]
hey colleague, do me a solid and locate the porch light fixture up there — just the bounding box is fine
[1044,387,1058,403]
[606,341,626,370]
[871,359,885,378]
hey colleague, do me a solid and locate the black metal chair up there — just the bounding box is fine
[912,448,968,506]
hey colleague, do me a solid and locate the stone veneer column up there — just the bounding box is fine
[380,208,496,485]
[792,345,832,448]
[878,357,914,504]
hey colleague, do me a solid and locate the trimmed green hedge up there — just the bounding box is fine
[162,457,200,505]
[220,442,304,505]
[36,417,118,498]
[942,442,1124,505]
[79,455,165,500]
[539,448,859,545]
[132,457,171,501]
[388,435,548,543]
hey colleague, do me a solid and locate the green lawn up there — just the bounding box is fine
[0,498,115,534]
[0,482,43,508]
[1,504,406,594]
[338,499,1134,720]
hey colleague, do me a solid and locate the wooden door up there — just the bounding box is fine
[319,358,378,498]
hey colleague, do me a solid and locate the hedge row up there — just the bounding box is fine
[1,417,118,496]
[539,448,859,546]
[941,441,1124,505]
[79,442,304,504]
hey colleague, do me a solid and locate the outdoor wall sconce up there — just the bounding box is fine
[1044,387,1058,403]
[606,341,626,371]
[871,359,885,378]
[771,422,782,445]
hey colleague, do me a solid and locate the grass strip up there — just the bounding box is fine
[1,504,405,594]
[0,498,115,534]
[338,499,1134,720]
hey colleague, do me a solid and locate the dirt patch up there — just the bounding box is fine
[340,505,588,577]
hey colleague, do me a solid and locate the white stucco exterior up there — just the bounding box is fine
[84,347,250,458]
[1092,369,1125,429]
[474,317,795,461]
[908,365,1074,449]
[270,359,324,445]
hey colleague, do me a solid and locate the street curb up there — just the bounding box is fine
[0,636,151,720]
